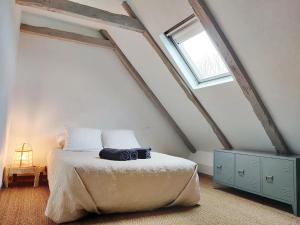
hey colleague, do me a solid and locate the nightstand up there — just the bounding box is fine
[3,165,45,188]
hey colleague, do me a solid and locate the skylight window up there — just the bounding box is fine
[163,17,233,88]
[178,31,230,81]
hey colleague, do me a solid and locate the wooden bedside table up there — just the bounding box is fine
[4,165,45,188]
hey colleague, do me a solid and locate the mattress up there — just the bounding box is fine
[46,150,200,223]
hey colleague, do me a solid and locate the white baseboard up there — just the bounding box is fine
[197,164,213,176]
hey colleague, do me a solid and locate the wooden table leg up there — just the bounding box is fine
[34,168,41,188]
[3,167,9,188]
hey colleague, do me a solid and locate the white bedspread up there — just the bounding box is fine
[46,150,200,223]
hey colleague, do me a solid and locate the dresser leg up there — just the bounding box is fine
[292,203,299,216]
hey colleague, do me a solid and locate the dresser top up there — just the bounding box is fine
[215,149,300,160]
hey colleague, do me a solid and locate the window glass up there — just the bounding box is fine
[167,18,232,85]
[178,31,229,81]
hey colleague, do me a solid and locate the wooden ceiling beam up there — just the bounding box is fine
[20,24,113,48]
[122,1,232,150]
[16,0,145,33]
[100,29,197,153]
[189,0,289,154]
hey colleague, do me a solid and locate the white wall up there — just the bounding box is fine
[0,1,20,185]
[6,29,190,166]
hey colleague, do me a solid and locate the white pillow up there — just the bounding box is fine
[57,133,66,149]
[63,128,103,151]
[102,129,141,149]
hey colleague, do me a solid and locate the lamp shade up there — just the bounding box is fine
[13,143,33,167]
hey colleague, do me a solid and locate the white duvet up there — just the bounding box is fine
[46,150,200,223]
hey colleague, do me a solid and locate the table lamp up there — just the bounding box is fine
[13,143,33,167]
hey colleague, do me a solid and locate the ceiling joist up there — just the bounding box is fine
[122,1,233,150]
[16,0,146,33]
[100,29,197,153]
[189,0,289,154]
[20,24,113,48]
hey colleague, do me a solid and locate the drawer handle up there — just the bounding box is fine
[265,176,274,183]
[238,169,245,176]
[216,165,222,169]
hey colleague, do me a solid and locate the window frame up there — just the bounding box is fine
[166,17,232,86]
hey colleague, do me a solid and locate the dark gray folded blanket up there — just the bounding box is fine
[133,148,151,159]
[99,148,151,161]
[99,148,138,161]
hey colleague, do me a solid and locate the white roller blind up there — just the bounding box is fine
[168,18,204,44]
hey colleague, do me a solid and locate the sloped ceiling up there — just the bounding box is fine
[124,0,274,152]
[121,0,300,154]
[19,0,300,155]
[202,0,300,153]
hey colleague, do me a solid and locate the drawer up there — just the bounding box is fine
[261,157,294,203]
[235,154,261,193]
[214,151,234,185]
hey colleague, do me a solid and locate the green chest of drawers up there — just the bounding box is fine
[214,149,300,216]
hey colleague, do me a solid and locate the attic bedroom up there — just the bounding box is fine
[0,0,300,224]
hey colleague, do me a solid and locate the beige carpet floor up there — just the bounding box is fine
[0,175,299,225]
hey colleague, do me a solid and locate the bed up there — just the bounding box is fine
[45,150,200,223]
